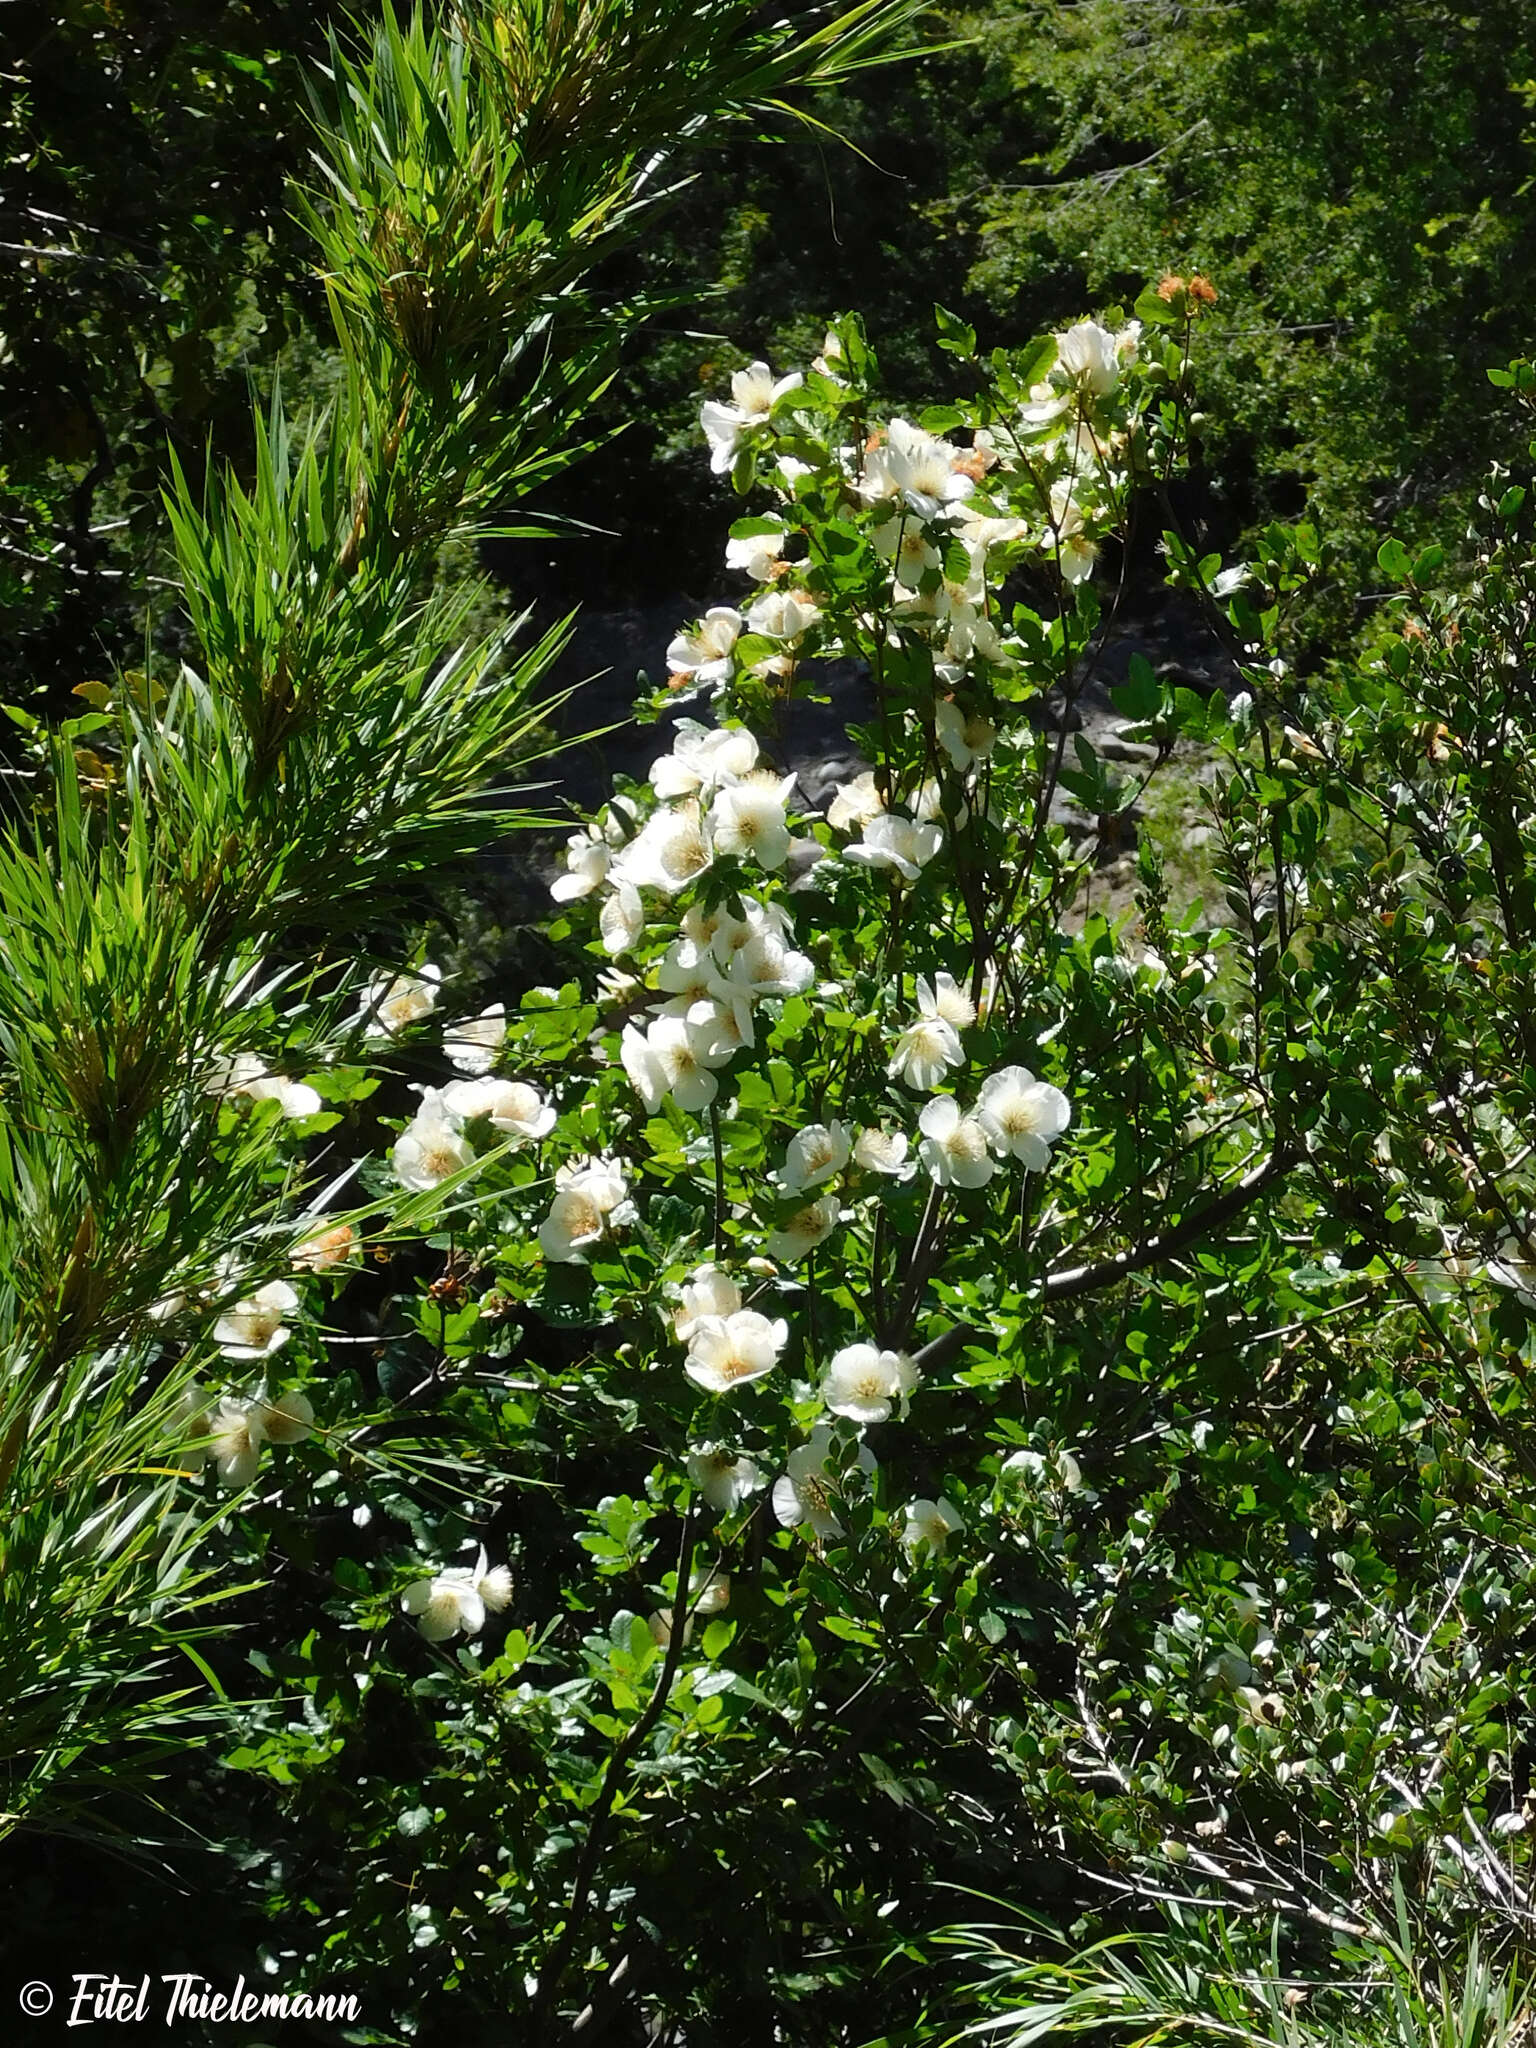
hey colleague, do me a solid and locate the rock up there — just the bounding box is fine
[1048,787,1142,865]
[1096,729,1158,766]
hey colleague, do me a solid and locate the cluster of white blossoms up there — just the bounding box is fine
[681,315,1147,732]
[400,1546,514,1643]
[526,318,1153,1625]
[393,1071,556,1195]
[672,1263,789,1393]
[918,1067,1071,1188]
[213,1277,301,1360]
[578,719,830,1127]
[669,1253,952,1555]
[880,968,1072,1186]
[768,1423,955,1558]
[173,1379,315,1490]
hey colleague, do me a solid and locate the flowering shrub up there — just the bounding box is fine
[229,296,1272,2023]
[195,317,1536,2040]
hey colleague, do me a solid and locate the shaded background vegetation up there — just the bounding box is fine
[10,0,1536,683]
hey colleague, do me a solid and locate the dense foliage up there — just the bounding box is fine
[6,4,1536,2046]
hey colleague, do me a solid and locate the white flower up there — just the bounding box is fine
[1055,318,1121,395]
[701,400,748,475]
[888,1014,965,1093]
[1048,478,1098,585]
[724,923,814,1002]
[746,590,820,642]
[700,363,804,472]
[551,826,611,902]
[726,526,787,582]
[614,803,710,894]
[770,453,815,496]
[557,1154,632,1215]
[646,1607,693,1649]
[821,1343,918,1425]
[442,1077,555,1142]
[597,966,642,1005]
[209,1397,266,1488]
[731,360,802,417]
[853,1127,913,1178]
[479,1558,515,1613]
[205,1053,322,1119]
[621,1023,671,1115]
[1001,1448,1046,1484]
[651,717,758,799]
[665,609,744,689]
[647,1010,734,1113]
[685,1309,789,1393]
[540,1157,632,1262]
[400,1548,502,1642]
[828,771,886,833]
[684,992,755,1062]
[949,509,1029,554]
[772,1426,876,1539]
[920,971,976,1030]
[243,1069,321,1118]
[774,1121,853,1194]
[657,935,721,1009]
[213,1279,300,1361]
[902,1496,963,1557]
[917,1096,995,1188]
[443,1004,506,1077]
[845,813,943,882]
[919,566,1003,664]
[688,1443,765,1512]
[935,698,997,772]
[862,417,975,518]
[393,1098,475,1191]
[764,1192,840,1265]
[364,966,442,1037]
[539,1186,608,1263]
[673,1264,743,1340]
[812,327,844,378]
[873,515,942,588]
[708,769,798,870]
[253,1388,315,1445]
[975,1065,1071,1169]
[696,892,791,962]
[599,882,646,956]
[690,1568,731,1616]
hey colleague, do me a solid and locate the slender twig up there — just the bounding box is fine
[531,1501,702,2026]
[709,1103,726,1258]
[1044,1147,1298,1300]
